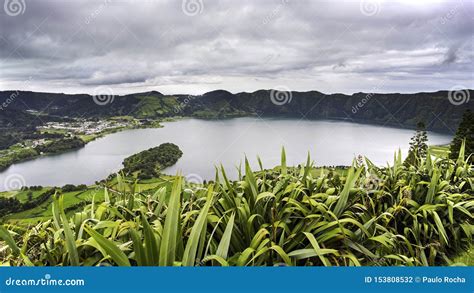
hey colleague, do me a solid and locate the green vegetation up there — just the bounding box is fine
[1,89,471,132]
[122,143,183,179]
[429,145,450,159]
[133,95,181,118]
[35,137,85,154]
[0,143,471,266]
[404,122,428,167]
[0,116,164,171]
[2,187,106,223]
[0,133,20,150]
[450,109,473,163]
[0,188,56,218]
[452,245,474,265]
[0,147,38,171]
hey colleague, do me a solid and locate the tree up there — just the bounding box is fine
[404,122,428,167]
[449,109,473,162]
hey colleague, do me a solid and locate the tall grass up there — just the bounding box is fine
[0,145,472,266]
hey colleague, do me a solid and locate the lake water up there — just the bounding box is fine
[0,118,451,190]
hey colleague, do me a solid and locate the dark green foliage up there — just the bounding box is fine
[0,108,69,150]
[450,109,473,162]
[21,186,43,191]
[405,122,428,166]
[0,198,21,217]
[122,143,183,178]
[35,137,85,154]
[0,188,56,217]
[0,133,20,150]
[61,184,87,192]
[25,132,65,140]
[0,148,38,171]
[1,90,472,132]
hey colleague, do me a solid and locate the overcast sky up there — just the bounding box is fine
[0,0,473,95]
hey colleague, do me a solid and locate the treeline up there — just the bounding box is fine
[35,137,85,154]
[0,188,56,217]
[122,143,183,179]
[61,184,88,192]
[0,133,20,150]
[0,148,38,171]
[24,132,65,140]
[21,186,43,191]
[0,137,86,171]
[1,90,472,132]
[450,109,473,162]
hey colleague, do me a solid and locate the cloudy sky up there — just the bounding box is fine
[0,0,473,95]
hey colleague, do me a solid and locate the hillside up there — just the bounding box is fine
[1,89,472,132]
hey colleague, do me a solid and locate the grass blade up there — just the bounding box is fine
[0,225,20,256]
[182,185,214,266]
[85,226,131,266]
[216,212,235,260]
[159,176,182,266]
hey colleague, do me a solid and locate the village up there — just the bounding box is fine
[0,117,158,169]
[37,118,134,136]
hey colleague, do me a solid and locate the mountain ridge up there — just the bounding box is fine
[1,89,472,133]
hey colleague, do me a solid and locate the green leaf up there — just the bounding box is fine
[245,157,258,202]
[0,225,20,256]
[255,192,276,204]
[53,195,79,266]
[432,211,449,246]
[425,169,440,204]
[182,185,214,266]
[85,226,131,266]
[201,255,229,266]
[301,232,335,266]
[159,176,182,266]
[216,212,235,260]
[281,147,287,175]
[130,229,145,266]
[141,214,159,265]
[333,167,362,217]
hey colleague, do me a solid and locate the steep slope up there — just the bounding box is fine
[0,89,472,132]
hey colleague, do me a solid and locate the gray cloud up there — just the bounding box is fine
[0,0,473,95]
[442,45,459,64]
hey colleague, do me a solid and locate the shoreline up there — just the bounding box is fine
[0,116,453,190]
[0,118,169,173]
